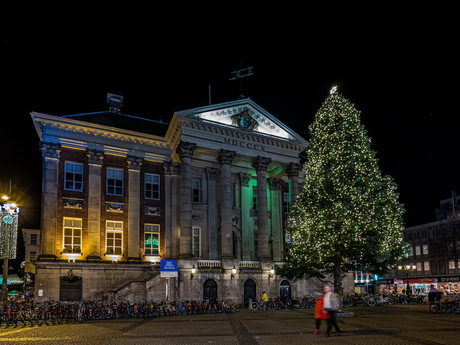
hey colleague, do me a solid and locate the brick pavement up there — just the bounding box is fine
[0,305,458,344]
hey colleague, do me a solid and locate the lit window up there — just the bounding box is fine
[422,244,428,255]
[63,218,82,253]
[423,261,430,272]
[107,168,124,196]
[64,162,83,191]
[415,245,421,256]
[192,227,200,257]
[145,173,160,199]
[144,224,160,255]
[106,221,123,255]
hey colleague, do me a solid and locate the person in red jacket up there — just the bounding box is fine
[313,290,329,334]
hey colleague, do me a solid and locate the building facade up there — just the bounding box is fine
[380,196,460,295]
[31,96,342,304]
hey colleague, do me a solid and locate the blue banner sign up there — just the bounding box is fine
[160,260,178,277]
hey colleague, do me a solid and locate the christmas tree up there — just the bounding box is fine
[279,87,408,294]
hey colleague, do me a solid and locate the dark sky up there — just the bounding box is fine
[2,12,459,233]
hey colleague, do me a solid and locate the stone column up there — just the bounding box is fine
[127,155,142,259]
[39,142,61,257]
[86,149,104,257]
[176,141,196,258]
[239,172,252,260]
[286,162,301,203]
[216,149,235,259]
[164,161,181,259]
[206,167,219,259]
[251,156,271,261]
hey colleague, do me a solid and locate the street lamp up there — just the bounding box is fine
[397,264,416,295]
[1,196,20,301]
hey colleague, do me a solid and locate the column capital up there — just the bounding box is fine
[176,141,196,159]
[286,162,301,177]
[163,161,180,175]
[251,156,271,172]
[239,172,251,187]
[216,149,236,165]
[86,149,104,165]
[40,142,61,159]
[269,178,283,191]
[127,155,143,171]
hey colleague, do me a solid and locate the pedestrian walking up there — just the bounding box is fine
[323,284,342,335]
[313,290,329,334]
[262,291,269,310]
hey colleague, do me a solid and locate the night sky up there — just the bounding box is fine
[2,12,459,237]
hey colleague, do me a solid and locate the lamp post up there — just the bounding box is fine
[397,264,416,295]
[1,196,20,302]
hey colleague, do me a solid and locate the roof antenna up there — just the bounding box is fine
[229,65,254,98]
[107,93,124,113]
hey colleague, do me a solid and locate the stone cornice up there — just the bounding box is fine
[31,112,169,150]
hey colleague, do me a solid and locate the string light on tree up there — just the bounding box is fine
[278,87,408,295]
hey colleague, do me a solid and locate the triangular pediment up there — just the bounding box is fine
[173,98,307,144]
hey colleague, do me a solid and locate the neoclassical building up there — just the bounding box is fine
[31,95,315,304]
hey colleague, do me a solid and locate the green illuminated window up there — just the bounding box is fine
[144,224,160,255]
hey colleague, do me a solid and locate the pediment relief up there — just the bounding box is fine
[176,100,304,142]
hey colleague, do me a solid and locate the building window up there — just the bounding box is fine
[252,186,258,210]
[415,245,421,256]
[107,168,124,196]
[191,179,202,203]
[63,218,82,253]
[106,221,123,255]
[283,192,291,214]
[407,246,413,257]
[145,173,160,199]
[30,251,37,260]
[64,161,83,191]
[416,262,422,273]
[422,244,429,255]
[30,233,37,245]
[423,261,430,273]
[448,260,460,270]
[144,224,160,255]
[192,227,200,257]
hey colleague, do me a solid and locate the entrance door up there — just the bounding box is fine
[203,279,217,302]
[279,280,291,301]
[243,279,256,307]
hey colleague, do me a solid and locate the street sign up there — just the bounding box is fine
[160,260,178,278]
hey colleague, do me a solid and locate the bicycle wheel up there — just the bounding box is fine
[367,299,376,307]
[250,302,259,310]
[429,303,439,313]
